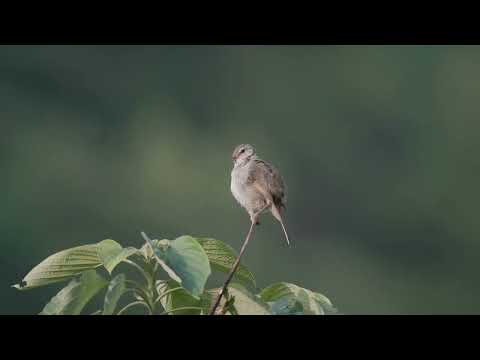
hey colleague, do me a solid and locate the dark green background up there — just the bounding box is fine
[2,45,479,314]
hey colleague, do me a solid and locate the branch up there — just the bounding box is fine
[209,220,257,315]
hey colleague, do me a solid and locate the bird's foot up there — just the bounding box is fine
[250,216,260,226]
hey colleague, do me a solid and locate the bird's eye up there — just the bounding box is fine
[240,149,245,153]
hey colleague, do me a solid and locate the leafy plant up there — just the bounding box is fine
[13,233,338,315]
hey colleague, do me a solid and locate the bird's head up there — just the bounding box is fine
[232,144,256,165]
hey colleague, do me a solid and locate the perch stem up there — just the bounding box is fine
[209,219,257,315]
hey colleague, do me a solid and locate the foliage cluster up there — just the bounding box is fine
[14,233,337,315]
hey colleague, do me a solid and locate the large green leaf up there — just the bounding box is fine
[13,239,135,290]
[97,241,138,274]
[196,238,256,289]
[259,282,337,315]
[224,283,272,315]
[269,297,304,315]
[145,234,211,298]
[156,280,207,315]
[40,270,108,315]
[103,274,127,315]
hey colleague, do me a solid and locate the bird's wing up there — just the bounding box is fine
[250,159,291,245]
[249,159,286,209]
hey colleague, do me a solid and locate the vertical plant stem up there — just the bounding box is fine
[209,220,256,315]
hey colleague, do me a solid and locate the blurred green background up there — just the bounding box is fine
[2,45,479,314]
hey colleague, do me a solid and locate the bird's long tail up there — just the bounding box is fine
[271,204,291,246]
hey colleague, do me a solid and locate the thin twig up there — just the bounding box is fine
[209,220,257,315]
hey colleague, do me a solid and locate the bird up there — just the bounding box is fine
[230,144,290,246]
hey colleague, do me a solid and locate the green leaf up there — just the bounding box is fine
[40,270,108,315]
[146,235,211,298]
[103,274,127,315]
[156,280,206,315]
[226,283,271,315]
[311,292,338,314]
[98,243,138,274]
[259,282,337,315]
[269,297,304,315]
[196,238,256,289]
[13,239,134,290]
[140,239,159,259]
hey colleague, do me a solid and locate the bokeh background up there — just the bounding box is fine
[2,45,479,314]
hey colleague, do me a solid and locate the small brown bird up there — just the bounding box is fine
[230,144,290,245]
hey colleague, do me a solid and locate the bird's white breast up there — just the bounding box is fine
[231,162,264,213]
[230,166,247,207]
